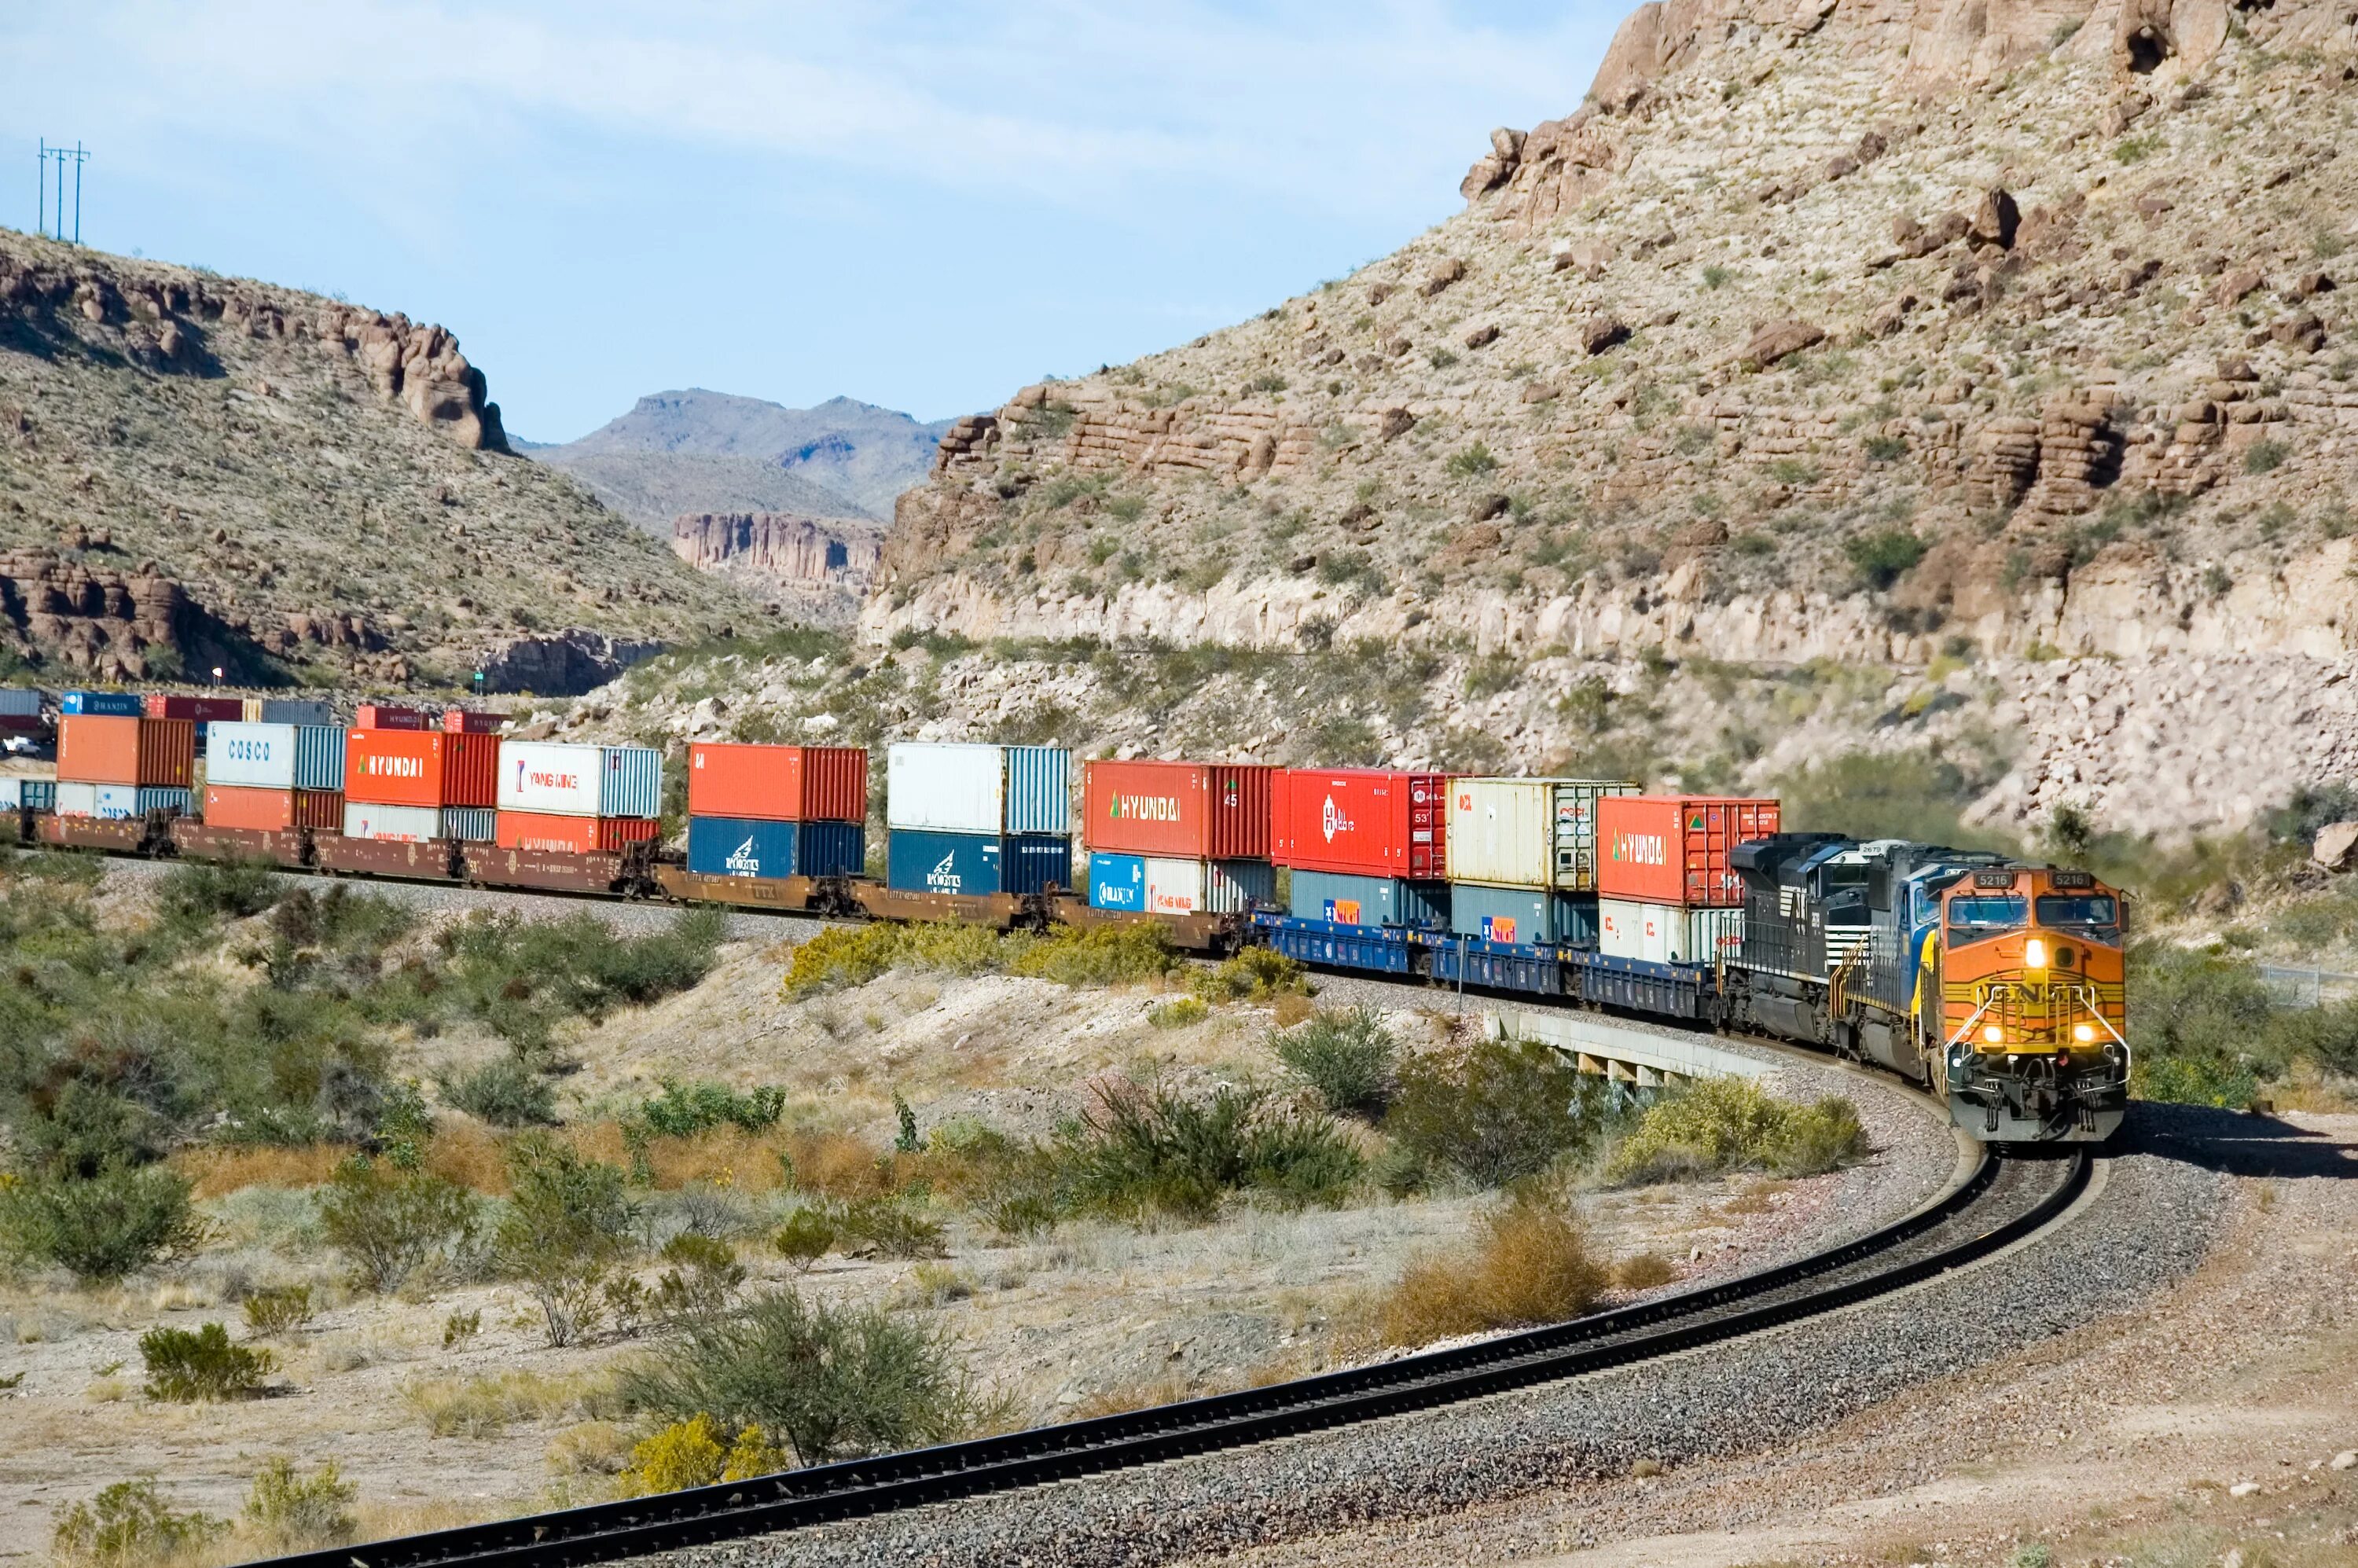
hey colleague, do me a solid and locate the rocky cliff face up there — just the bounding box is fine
[670,511,883,627]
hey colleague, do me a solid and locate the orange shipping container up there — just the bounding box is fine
[443,709,503,734]
[204,784,295,832]
[687,743,867,822]
[343,728,499,809]
[58,714,196,788]
[294,790,344,832]
[493,811,662,854]
[1596,795,1780,908]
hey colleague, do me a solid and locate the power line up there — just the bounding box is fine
[35,139,90,243]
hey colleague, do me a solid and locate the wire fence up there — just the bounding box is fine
[2258,964,2358,1009]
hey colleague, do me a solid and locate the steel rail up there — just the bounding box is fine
[257,1149,2088,1568]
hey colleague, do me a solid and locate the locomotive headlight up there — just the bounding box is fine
[2024,936,2048,969]
[2073,1023,2095,1043]
[1982,1023,2004,1045]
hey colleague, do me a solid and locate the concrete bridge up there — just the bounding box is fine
[1483,1008,1770,1086]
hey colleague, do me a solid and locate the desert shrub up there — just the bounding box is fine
[623,1413,728,1493]
[318,1155,481,1292]
[639,1079,788,1138]
[652,1232,748,1324]
[441,909,726,1049]
[1009,921,1181,986]
[620,1287,982,1466]
[835,1198,949,1259]
[1191,947,1309,1002]
[1380,1195,1607,1345]
[1274,1007,1398,1118]
[1843,529,1927,590]
[0,1162,206,1282]
[1610,1250,1679,1290]
[1383,1038,1616,1188]
[139,1322,274,1401]
[1605,1078,1868,1184]
[241,1285,314,1338]
[496,1135,638,1346]
[435,1056,557,1128]
[2265,782,2358,848]
[1147,997,1209,1029]
[156,859,282,926]
[442,1309,480,1348]
[1054,1081,1361,1221]
[53,1480,226,1568]
[773,1208,837,1271]
[400,1369,623,1438]
[781,920,1007,994]
[241,1457,357,1551]
[2128,941,2282,1107]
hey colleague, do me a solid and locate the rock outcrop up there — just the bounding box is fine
[473,629,667,696]
[670,512,882,589]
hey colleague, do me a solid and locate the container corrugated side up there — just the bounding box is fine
[686,817,865,879]
[443,709,503,734]
[292,725,343,791]
[886,744,1006,834]
[354,704,430,730]
[58,715,196,788]
[61,691,145,717]
[204,784,295,832]
[441,807,497,843]
[687,744,867,823]
[68,784,190,821]
[204,722,299,790]
[496,742,661,817]
[1005,746,1071,835]
[1276,769,1449,878]
[1082,762,1273,858]
[887,829,1071,896]
[1598,898,1745,964]
[1446,882,1600,946]
[292,790,343,832]
[1140,856,1273,916]
[145,696,244,723]
[1287,869,1449,929]
[1,777,58,810]
[342,801,444,842]
[257,699,335,726]
[0,689,42,718]
[1445,777,1639,890]
[1596,795,1780,907]
[492,811,658,853]
[345,729,498,809]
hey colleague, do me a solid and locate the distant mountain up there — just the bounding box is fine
[532,390,959,527]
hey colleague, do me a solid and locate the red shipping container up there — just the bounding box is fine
[1083,761,1274,858]
[343,729,499,809]
[58,714,196,788]
[443,709,504,734]
[1272,769,1449,879]
[294,790,344,832]
[688,743,867,822]
[494,811,662,854]
[354,703,431,731]
[1596,795,1780,908]
[145,695,245,724]
[204,784,295,832]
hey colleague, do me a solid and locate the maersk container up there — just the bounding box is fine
[887,744,1071,835]
[1444,778,1641,891]
[496,741,663,819]
[687,817,866,879]
[1088,851,1148,911]
[1446,882,1600,947]
[57,783,190,821]
[0,777,57,810]
[440,807,497,843]
[887,828,1071,897]
[1598,898,1745,965]
[1082,761,1274,859]
[342,800,445,843]
[1287,868,1449,930]
[60,691,145,718]
[204,722,344,791]
[0,689,42,718]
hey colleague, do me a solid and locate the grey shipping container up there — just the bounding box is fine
[1288,869,1449,930]
[0,689,42,718]
[1447,881,1600,947]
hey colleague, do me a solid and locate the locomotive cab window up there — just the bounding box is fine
[1948,894,2028,935]
[2034,894,2120,939]
[1820,865,1872,925]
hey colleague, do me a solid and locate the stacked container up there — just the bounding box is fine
[1271,768,1449,929]
[342,727,500,842]
[0,778,57,811]
[240,698,336,726]
[55,713,195,819]
[684,742,867,879]
[0,688,42,735]
[1442,777,1641,946]
[885,743,1071,897]
[60,690,145,717]
[1594,795,1780,965]
[201,721,346,833]
[353,703,432,731]
[443,709,503,734]
[494,740,663,853]
[1083,760,1275,916]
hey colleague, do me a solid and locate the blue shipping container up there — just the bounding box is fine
[1288,869,1449,930]
[75,784,192,820]
[0,778,57,810]
[687,817,865,879]
[61,690,144,717]
[292,725,344,791]
[1088,851,1148,911]
[888,829,1071,897]
[439,807,496,843]
[1447,883,1600,946]
[1005,746,1071,835]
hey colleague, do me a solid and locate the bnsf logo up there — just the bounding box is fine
[1611,832,1666,865]
[1107,794,1181,821]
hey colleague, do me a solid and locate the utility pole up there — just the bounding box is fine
[35,140,90,242]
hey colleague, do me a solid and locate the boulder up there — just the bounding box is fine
[1463,323,1501,350]
[1580,316,1632,355]
[2312,820,2358,871]
[2271,312,2327,352]
[1422,258,1468,297]
[1737,320,1826,370]
[1378,407,1418,441]
[1970,188,2021,250]
[1471,494,1511,522]
[2215,267,2264,305]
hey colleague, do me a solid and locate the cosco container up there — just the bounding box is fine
[886,744,1070,835]
[491,811,660,854]
[441,807,497,843]
[341,800,444,842]
[204,784,298,833]
[496,742,663,819]
[886,828,1071,897]
[1446,883,1600,947]
[353,703,430,731]
[1082,761,1273,859]
[0,777,57,810]
[60,691,145,718]
[687,817,866,879]
[58,714,196,788]
[1598,898,1745,965]
[1272,769,1449,879]
[688,744,867,823]
[243,698,336,726]
[1596,795,1780,908]
[145,695,244,725]
[1444,777,1640,891]
[57,782,191,821]
[204,722,345,791]
[1085,852,1272,915]
[0,689,42,718]
[443,709,504,734]
[343,729,499,809]
[1287,869,1450,930]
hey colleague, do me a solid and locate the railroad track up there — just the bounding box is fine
[263,1146,2090,1568]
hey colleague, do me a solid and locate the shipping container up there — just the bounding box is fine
[443,709,504,734]
[686,817,866,879]
[204,722,345,791]
[1086,851,1148,911]
[1596,795,1780,908]
[353,703,430,731]
[0,689,42,718]
[1272,769,1449,878]
[1444,777,1640,891]
[491,811,660,854]
[60,691,145,717]
[1446,882,1600,946]
[204,784,295,833]
[441,807,497,843]
[688,743,867,823]
[1597,898,1745,965]
[341,800,445,843]
[58,714,196,788]
[0,777,57,811]
[254,698,336,726]
[57,782,191,821]
[886,744,1071,835]
[343,729,499,809]
[145,695,244,725]
[496,741,663,818]
[1286,868,1450,930]
[1084,852,1270,914]
[886,828,1071,897]
[294,789,343,832]
[1079,761,1273,859]
[0,714,41,734]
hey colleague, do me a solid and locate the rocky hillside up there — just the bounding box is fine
[670,510,884,626]
[0,230,756,692]
[867,0,2358,839]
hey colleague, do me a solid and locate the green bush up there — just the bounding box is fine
[652,1232,748,1324]
[1273,1007,1398,1118]
[640,1079,788,1137]
[1192,947,1309,1002]
[139,1322,274,1401]
[241,1284,314,1338]
[1776,751,2006,850]
[156,858,283,926]
[835,1199,949,1259]
[436,1056,558,1128]
[441,909,726,1049]
[1147,997,1209,1030]
[495,1135,638,1346]
[1604,1078,1868,1184]
[242,1457,357,1551]
[53,1480,226,1568]
[1384,1038,1616,1188]
[1009,921,1181,986]
[0,1162,207,1282]
[773,1208,837,1272]
[1054,1082,1361,1221]
[1842,528,1929,590]
[319,1155,481,1293]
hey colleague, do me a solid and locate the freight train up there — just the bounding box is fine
[0,721,2129,1145]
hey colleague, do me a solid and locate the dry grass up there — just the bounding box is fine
[424,1125,513,1195]
[177,1145,347,1199]
[400,1369,624,1439]
[1610,1250,1680,1291]
[1379,1196,1607,1346]
[1720,1178,1792,1216]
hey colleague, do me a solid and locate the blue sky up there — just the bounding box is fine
[1,2,1620,441]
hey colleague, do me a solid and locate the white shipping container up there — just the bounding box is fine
[1445,778,1638,890]
[494,741,661,817]
[53,781,97,817]
[204,722,299,790]
[342,800,443,842]
[887,743,1006,834]
[1141,857,1275,916]
[1598,898,1743,966]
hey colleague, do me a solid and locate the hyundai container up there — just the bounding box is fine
[1085,852,1272,915]
[1082,761,1274,859]
[887,828,1071,897]
[293,790,343,832]
[204,722,344,791]
[687,817,867,879]
[1596,795,1780,908]
[1271,769,1449,879]
[1286,869,1450,930]
[492,811,660,854]
[1444,778,1640,891]
[688,743,867,823]
[886,744,1070,835]
[60,691,144,718]
[496,742,663,819]
[441,807,496,842]
[443,709,504,734]
[57,782,191,821]
[1598,898,1746,965]
[58,714,196,788]
[242,698,335,726]
[353,703,430,731]
[145,695,244,725]
[204,784,297,833]
[1445,883,1600,946]
[0,689,42,717]
[343,729,499,809]
[341,801,444,842]
[0,777,57,811]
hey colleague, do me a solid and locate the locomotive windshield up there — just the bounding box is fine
[1947,894,2028,935]
[2035,894,2121,938]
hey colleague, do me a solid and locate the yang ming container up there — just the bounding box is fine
[1595,795,1780,908]
[1287,869,1449,930]
[1272,769,1449,879]
[57,714,196,788]
[492,811,659,854]
[1082,761,1273,859]
[886,744,1069,835]
[0,778,58,811]
[341,800,443,842]
[1446,883,1599,947]
[57,783,190,821]
[496,742,663,819]
[887,828,1071,897]
[204,722,344,791]
[344,729,499,809]
[60,691,145,718]
[1598,898,1745,965]
[688,744,867,823]
[687,817,866,879]
[1444,777,1640,891]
